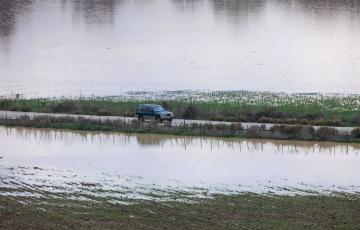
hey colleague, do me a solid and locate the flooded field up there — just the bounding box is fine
[1,0,360,97]
[1,126,360,202]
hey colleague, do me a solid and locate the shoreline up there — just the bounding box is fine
[1,113,360,144]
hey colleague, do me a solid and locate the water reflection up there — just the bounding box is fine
[267,0,360,28]
[172,0,204,12]
[71,0,124,25]
[1,0,360,95]
[294,0,360,14]
[0,0,32,40]
[2,0,360,40]
[209,0,265,23]
[1,126,360,156]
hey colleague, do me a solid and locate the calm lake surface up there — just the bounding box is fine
[1,0,360,97]
[1,126,360,201]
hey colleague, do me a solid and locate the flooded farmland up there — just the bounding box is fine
[2,0,360,228]
[1,0,360,97]
[1,126,360,202]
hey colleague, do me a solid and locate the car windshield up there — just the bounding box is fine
[153,106,165,112]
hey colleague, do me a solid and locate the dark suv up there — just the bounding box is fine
[136,104,173,122]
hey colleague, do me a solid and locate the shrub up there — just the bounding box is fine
[9,106,32,112]
[235,115,247,122]
[327,119,343,126]
[123,112,135,117]
[229,123,243,134]
[258,116,274,123]
[19,106,32,112]
[160,101,170,110]
[270,125,315,140]
[96,109,111,116]
[82,104,100,113]
[311,119,343,126]
[304,112,325,121]
[351,114,360,126]
[259,107,288,119]
[315,127,339,141]
[0,99,11,109]
[299,119,310,125]
[182,104,198,119]
[351,128,360,139]
[246,126,262,138]
[53,100,79,113]
[244,112,257,122]
[210,116,224,121]
[270,125,301,139]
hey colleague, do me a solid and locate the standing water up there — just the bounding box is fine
[1,126,360,201]
[1,0,360,97]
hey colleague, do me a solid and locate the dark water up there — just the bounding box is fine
[1,0,360,97]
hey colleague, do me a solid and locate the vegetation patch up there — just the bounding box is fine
[2,90,360,126]
[1,115,360,143]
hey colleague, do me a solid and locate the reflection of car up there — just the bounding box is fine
[136,104,173,122]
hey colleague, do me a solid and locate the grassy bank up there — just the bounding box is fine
[2,91,360,127]
[1,192,360,229]
[1,115,360,143]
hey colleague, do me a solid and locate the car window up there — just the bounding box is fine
[144,106,152,113]
[153,106,165,112]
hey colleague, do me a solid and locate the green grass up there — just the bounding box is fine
[1,193,360,229]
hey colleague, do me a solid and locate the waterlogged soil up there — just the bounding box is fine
[1,193,360,229]
[1,126,360,203]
